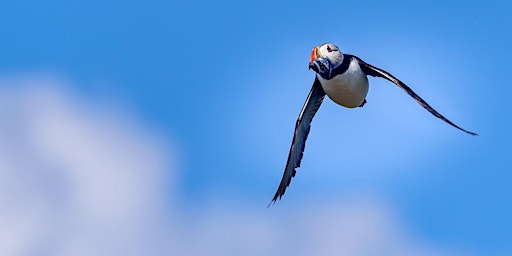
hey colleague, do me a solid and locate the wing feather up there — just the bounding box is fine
[269,77,326,205]
[353,55,477,136]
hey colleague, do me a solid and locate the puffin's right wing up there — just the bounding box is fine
[269,77,326,205]
[352,55,478,136]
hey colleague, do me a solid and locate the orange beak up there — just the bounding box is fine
[310,46,320,62]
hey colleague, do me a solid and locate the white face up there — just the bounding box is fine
[318,43,341,56]
[317,43,343,64]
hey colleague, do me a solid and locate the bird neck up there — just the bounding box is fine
[331,54,352,76]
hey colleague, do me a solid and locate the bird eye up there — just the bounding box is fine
[326,45,333,52]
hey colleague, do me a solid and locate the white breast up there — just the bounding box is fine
[318,59,369,108]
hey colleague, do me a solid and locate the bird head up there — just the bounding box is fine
[309,43,343,77]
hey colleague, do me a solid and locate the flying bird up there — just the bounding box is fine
[269,42,477,205]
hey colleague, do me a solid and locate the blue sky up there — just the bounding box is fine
[1,0,511,255]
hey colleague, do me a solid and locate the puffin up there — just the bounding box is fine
[269,42,477,205]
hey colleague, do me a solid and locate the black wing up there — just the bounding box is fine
[269,77,326,206]
[353,55,477,136]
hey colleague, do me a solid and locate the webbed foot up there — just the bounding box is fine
[359,99,367,107]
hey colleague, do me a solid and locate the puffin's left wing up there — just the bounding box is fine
[269,77,326,205]
[353,55,477,136]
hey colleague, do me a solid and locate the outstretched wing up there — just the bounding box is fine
[269,77,326,205]
[352,55,477,136]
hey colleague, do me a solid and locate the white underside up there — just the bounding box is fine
[318,59,369,108]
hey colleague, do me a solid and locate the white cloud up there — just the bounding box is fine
[0,76,175,256]
[0,75,468,256]
[176,197,464,256]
